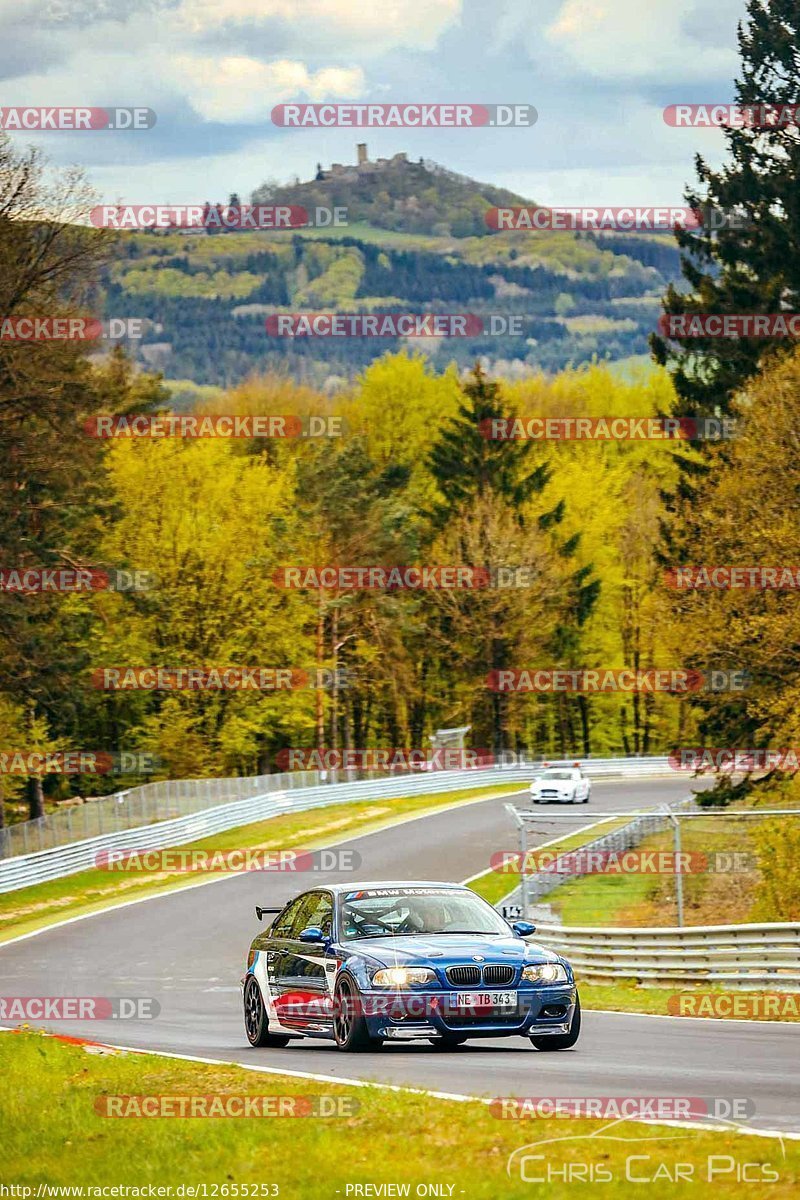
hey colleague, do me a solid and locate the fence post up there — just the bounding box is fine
[518,819,529,917]
[667,809,684,928]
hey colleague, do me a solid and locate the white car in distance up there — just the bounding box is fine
[530,765,591,805]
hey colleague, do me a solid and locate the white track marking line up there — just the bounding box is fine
[1,776,670,951]
[460,814,620,884]
[0,787,529,950]
[585,1008,800,1027]
[2,1027,796,1141]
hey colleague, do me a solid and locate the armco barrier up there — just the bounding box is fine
[0,756,675,893]
[0,755,675,860]
[526,921,800,989]
[0,767,528,894]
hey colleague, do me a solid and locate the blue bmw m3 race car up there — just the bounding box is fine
[242,881,580,1051]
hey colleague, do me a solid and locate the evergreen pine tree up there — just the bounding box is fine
[651,0,800,418]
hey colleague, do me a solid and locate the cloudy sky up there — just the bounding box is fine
[0,0,747,208]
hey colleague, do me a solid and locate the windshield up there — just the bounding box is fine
[538,769,578,781]
[338,887,512,940]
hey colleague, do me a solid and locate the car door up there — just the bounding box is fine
[271,890,334,1033]
[265,894,308,1028]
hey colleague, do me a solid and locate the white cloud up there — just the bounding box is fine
[172,56,365,122]
[543,0,739,82]
[175,0,462,54]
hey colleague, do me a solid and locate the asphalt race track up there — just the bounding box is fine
[2,777,798,1133]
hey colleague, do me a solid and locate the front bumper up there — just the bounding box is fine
[359,986,578,1039]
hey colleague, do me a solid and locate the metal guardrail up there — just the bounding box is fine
[501,794,697,914]
[0,766,535,894]
[0,756,676,893]
[0,770,321,860]
[526,922,800,989]
[496,796,800,988]
[0,754,675,861]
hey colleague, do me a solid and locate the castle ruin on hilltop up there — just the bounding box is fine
[315,144,417,181]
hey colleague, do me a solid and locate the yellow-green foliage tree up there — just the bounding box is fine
[93,436,317,778]
[662,347,800,756]
[503,365,691,756]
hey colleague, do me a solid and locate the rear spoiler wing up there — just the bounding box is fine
[255,905,282,922]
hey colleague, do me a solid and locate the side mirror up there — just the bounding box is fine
[298,925,325,943]
[512,920,537,936]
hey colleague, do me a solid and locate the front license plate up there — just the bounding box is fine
[451,991,516,1008]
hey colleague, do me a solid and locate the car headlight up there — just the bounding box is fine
[521,962,568,984]
[371,967,435,987]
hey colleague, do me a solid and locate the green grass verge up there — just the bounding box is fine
[547,809,767,929]
[2,1031,796,1197]
[577,980,800,1022]
[552,862,668,927]
[0,783,522,944]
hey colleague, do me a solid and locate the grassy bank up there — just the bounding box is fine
[577,980,800,1021]
[545,783,800,928]
[1,1031,796,1198]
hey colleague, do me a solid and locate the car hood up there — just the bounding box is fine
[345,933,561,969]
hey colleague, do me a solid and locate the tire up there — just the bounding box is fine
[429,1034,468,1049]
[333,975,382,1052]
[531,995,581,1051]
[243,976,291,1048]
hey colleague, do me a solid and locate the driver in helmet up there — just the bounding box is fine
[416,896,451,932]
